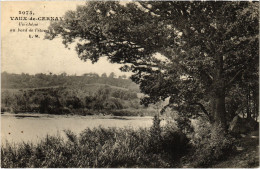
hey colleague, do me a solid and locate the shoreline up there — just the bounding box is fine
[1,112,153,120]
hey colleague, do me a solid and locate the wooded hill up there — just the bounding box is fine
[1,72,155,116]
[1,72,139,91]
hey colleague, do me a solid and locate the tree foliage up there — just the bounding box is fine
[1,73,140,115]
[46,1,259,128]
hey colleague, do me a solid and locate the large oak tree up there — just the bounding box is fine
[46,1,259,129]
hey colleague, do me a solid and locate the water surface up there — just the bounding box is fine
[1,113,153,144]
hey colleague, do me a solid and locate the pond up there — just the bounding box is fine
[1,113,153,145]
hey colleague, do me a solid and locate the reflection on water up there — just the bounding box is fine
[1,113,153,144]
[15,115,41,118]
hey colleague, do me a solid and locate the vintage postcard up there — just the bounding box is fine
[1,1,259,168]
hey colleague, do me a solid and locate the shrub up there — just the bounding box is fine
[161,124,190,158]
[103,98,123,110]
[188,121,235,167]
[1,107,10,112]
[149,116,162,152]
[108,109,143,116]
[65,96,83,109]
[148,116,191,159]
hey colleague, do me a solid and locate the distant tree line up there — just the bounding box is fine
[1,85,141,116]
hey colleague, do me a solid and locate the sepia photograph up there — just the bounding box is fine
[1,1,259,168]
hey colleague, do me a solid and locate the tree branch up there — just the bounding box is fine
[190,102,213,122]
[225,68,244,88]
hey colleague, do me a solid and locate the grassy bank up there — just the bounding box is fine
[1,108,157,117]
[2,116,250,168]
[1,118,189,168]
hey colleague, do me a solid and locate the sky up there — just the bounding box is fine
[1,1,131,76]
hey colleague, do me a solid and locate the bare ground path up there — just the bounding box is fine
[211,131,259,168]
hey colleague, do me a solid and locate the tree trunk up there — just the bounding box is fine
[214,92,227,129]
[211,54,227,130]
[254,89,259,121]
[247,86,251,119]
